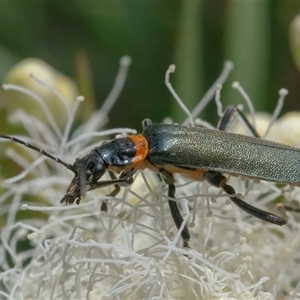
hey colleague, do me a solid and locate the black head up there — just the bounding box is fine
[60,150,108,205]
[0,134,109,205]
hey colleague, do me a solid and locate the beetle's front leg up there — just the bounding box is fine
[90,169,136,212]
[160,169,190,247]
[204,170,287,225]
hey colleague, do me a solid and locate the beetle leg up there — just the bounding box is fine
[217,105,236,131]
[204,170,287,225]
[217,107,288,224]
[118,168,136,187]
[142,118,153,128]
[100,171,120,212]
[160,169,190,247]
[218,105,260,137]
[90,169,136,212]
[281,205,300,214]
[90,168,136,191]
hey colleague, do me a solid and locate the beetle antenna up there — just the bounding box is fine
[0,134,77,174]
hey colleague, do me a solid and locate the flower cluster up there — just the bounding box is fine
[0,58,300,300]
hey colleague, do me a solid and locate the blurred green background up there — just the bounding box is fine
[0,1,300,129]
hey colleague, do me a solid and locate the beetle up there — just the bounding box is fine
[1,106,298,246]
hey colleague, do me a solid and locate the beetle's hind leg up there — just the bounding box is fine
[218,105,260,137]
[204,170,287,225]
[160,169,190,247]
[217,107,287,225]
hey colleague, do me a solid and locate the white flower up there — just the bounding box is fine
[0,59,299,300]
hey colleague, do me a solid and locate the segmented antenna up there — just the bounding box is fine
[0,134,77,174]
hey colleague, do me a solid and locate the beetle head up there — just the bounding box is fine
[60,150,108,204]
